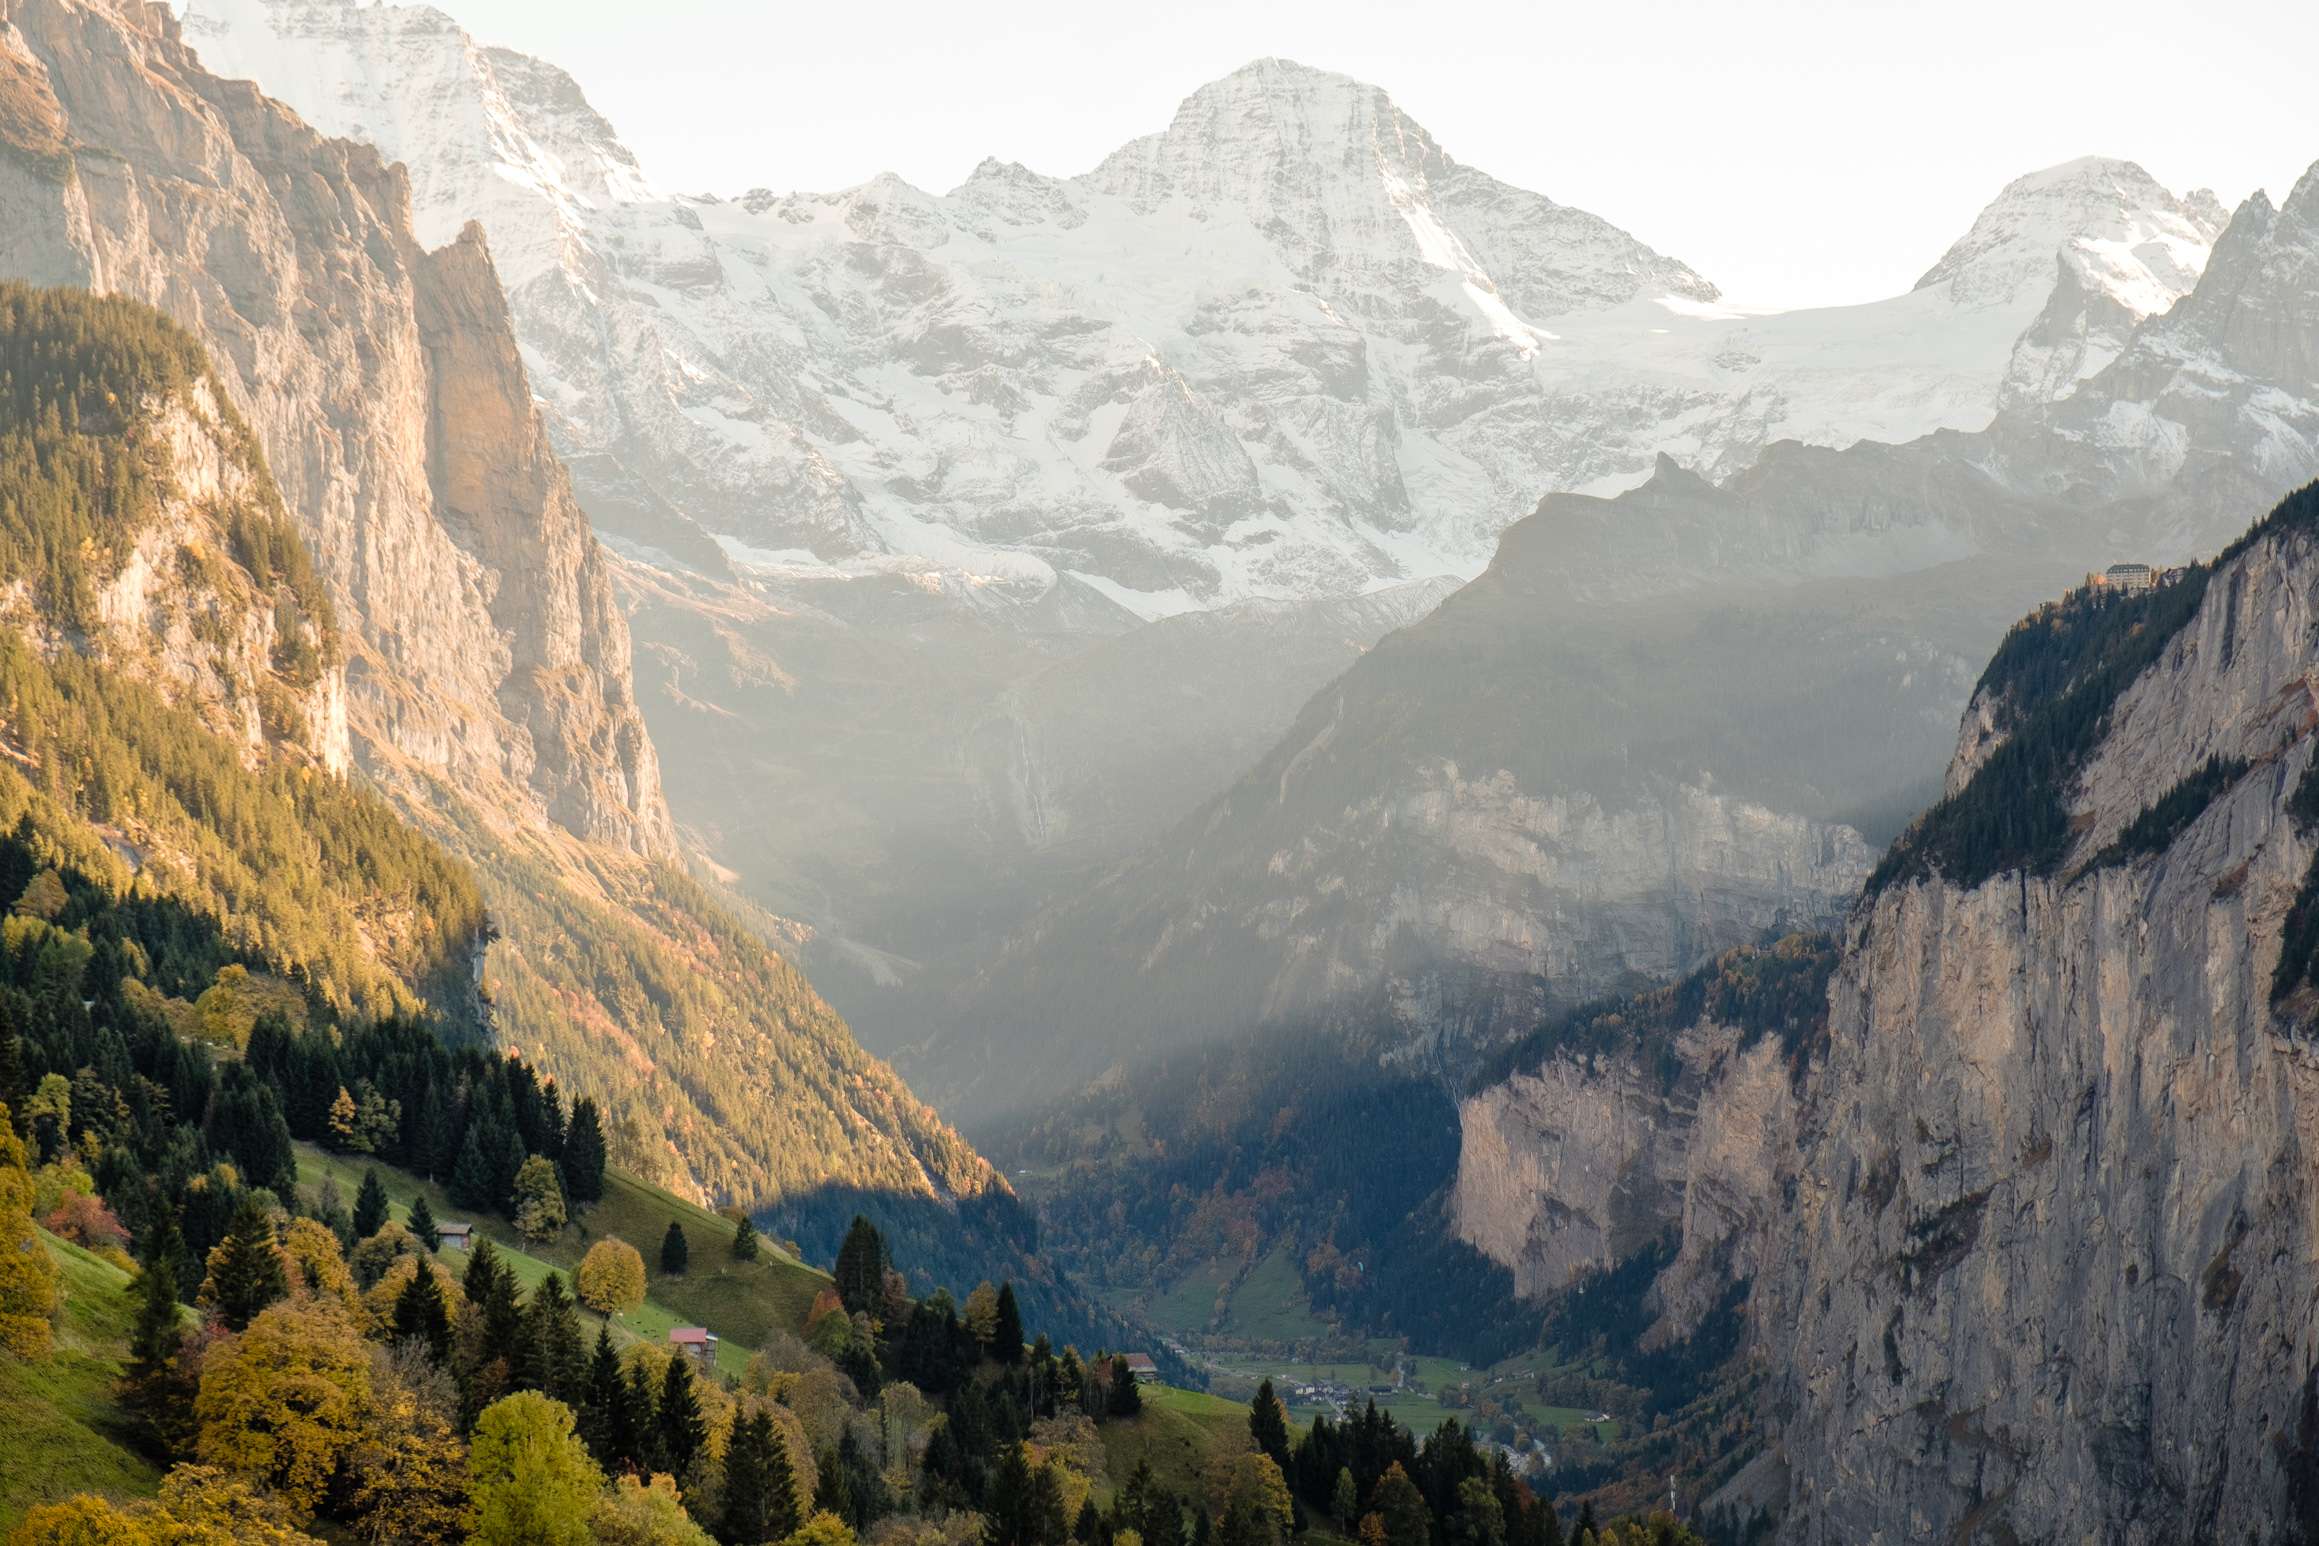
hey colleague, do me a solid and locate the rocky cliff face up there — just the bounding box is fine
[1452,1016,1801,1339]
[1449,489,2319,1539]
[0,0,1017,1221]
[1753,498,2319,1544]
[58,373,349,769]
[0,0,668,857]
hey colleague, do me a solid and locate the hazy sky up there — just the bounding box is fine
[439,0,2316,309]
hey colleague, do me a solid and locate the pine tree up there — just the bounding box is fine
[1109,1355,1143,1418]
[449,1124,496,1210]
[660,1219,689,1276]
[120,1216,187,1450]
[563,1097,606,1204]
[733,1214,761,1262]
[393,1260,453,1361]
[465,1236,524,1351]
[993,1282,1025,1364]
[985,1442,1035,1546]
[623,1359,662,1473]
[519,1271,586,1400]
[353,1167,389,1239]
[835,1215,887,1317]
[1250,1380,1291,1471]
[407,1191,438,1248]
[721,1408,798,1544]
[657,1353,707,1480]
[579,1324,622,1466]
[204,1196,286,1332]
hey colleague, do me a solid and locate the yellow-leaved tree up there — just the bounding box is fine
[193,1301,375,1518]
[0,1097,61,1358]
[577,1236,646,1317]
[466,1390,603,1546]
[10,1463,327,1544]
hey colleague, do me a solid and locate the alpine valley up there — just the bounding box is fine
[0,0,2315,1543]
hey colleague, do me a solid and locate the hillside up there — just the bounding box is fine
[0,1232,161,1523]
[0,0,1018,1238]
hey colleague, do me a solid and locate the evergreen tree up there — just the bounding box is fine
[1250,1380,1292,1471]
[658,1352,708,1481]
[816,1446,854,1531]
[519,1271,586,1400]
[449,1124,496,1210]
[835,1215,888,1317]
[732,1214,761,1262]
[407,1191,438,1248]
[993,1282,1025,1364]
[120,1215,187,1451]
[353,1167,389,1239]
[623,1359,663,1474]
[1108,1356,1143,1418]
[660,1220,689,1276]
[720,1408,788,1545]
[578,1323,622,1465]
[465,1235,525,1351]
[985,1442,1035,1546]
[393,1260,453,1361]
[204,1196,286,1332]
[563,1097,606,1204]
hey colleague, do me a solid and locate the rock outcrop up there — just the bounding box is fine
[1754,496,2319,1543]
[0,0,1014,1221]
[0,0,668,856]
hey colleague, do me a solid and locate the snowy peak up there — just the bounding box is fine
[1086,56,1717,315]
[1916,155,2220,316]
[182,0,652,281]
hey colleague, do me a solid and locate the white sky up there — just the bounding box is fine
[437,0,2316,309]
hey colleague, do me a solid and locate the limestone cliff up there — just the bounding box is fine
[0,0,1013,1222]
[1756,490,2319,1543]
[0,0,668,856]
[1448,487,2319,1539]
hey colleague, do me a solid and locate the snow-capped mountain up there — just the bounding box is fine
[181,0,2223,616]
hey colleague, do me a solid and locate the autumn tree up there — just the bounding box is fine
[0,1097,60,1357]
[1371,1464,1431,1546]
[194,1301,375,1518]
[578,1236,647,1317]
[593,1473,716,1545]
[467,1390,603,1546]
[513,1154,567,1243]
[348,1371,470,1545]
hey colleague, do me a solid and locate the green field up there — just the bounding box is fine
[0,1232,165,1529]
[1130,1244,1331,1344]
[296,1143,829,1377]
[1097,1383,1261,1503]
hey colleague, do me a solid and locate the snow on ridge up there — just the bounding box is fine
[177,3,2232,615]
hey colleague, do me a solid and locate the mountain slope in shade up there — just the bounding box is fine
[180,0,2220,614]
[0,0,1006,1218]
